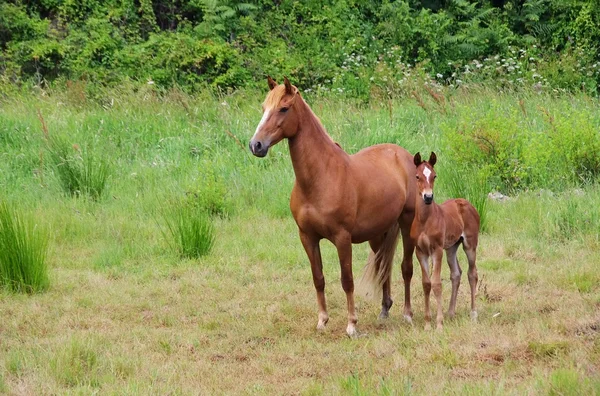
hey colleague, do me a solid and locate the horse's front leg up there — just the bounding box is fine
[431,248,445,330]
[335,232,358,338]
[299,232,329,330]
[416,250,432,330]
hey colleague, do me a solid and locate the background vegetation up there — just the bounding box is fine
[1,0,600,97]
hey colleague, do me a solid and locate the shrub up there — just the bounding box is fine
[0,200,49,293]
[160,200,215,259]
[46,135,111,200]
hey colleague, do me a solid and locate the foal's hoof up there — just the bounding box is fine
[424,323,432,331]
[403,314,413,325]
[471,311,478,322]
[378,311,389,320]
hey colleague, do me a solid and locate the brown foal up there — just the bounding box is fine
[410,152,480,330]
[250,77,417,337]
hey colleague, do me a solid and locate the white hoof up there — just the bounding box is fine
[471,310,478,322]
[346,324,358,338]
[403,314,413,325]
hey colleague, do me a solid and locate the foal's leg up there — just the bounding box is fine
[299,232,328,330]
[335,232,358,337]
[464,245,479,321]
[431,248,445,330]
[400,226,415,324]
[416,250,432,330]
[446,242,462,319]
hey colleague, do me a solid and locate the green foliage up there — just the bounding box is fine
[160,199,216,259]
[46,135,111,200]
[1,0,599,94]
[0,200,49,293]
[443,165,490,233]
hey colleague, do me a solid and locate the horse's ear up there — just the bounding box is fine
[429,152,437,167]
[414,152,422,167]
[267,76,277,90]
[284,76,294,95]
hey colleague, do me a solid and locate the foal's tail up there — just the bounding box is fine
[358,221,401,299]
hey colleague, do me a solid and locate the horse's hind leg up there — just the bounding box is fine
[368,236,393,320]
[463,244,479,321]
[446,242,462,319]
[299,232,329,330]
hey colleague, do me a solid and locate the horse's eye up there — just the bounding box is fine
[416,175,420,180]
[280,107,289,113]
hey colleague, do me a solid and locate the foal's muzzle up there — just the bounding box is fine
[423,194,434,205]
[249,140,268,157]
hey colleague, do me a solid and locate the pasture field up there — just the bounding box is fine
[1,86,599,394]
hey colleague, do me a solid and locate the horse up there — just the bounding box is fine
[249,77,417,337]
[410,152,480,330]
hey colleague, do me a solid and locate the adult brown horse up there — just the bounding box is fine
[249,77,416,337]
[411,152,480,330]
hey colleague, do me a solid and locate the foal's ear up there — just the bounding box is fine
[267,76,277,90]
[428,152,437,167]
[414,152,422,167]
[283,76,295,95]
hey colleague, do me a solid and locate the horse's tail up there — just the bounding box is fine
[358,221,401,299]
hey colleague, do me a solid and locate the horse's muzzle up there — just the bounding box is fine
[424,194,434,205]
[249,140,268,157]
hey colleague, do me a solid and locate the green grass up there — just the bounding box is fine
[0,200,49,293]
[0,87,599,393]
[160,200,216,258]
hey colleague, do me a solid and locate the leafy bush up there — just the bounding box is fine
[0,200,49,293]
[46,135,111,200]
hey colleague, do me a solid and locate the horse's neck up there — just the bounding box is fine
[415,200,440,228]
[288,100,346,191]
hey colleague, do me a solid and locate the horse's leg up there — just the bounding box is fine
[464,245,479,321]
[368,237,393,320]
[399,222,415,324]
[416,250,432,330]
[299,232,328,330]
[431,248,445,330]
[446,242,462,319]
[335,233,358,337]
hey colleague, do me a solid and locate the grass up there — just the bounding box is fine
[160,200,215,258]
[0,200,49,293]
[0,87,599,393]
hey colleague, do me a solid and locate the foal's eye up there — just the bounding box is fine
[416,175,420,180]
[280,107,289,113]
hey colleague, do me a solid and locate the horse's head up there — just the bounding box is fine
[414,152,437,205]
[249,76,300,157]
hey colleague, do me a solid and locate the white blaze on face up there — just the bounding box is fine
[252,109,271,140]
[423,167,432,183]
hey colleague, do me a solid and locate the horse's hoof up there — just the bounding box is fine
[471,311,478,322]
[436,324,443,332]
[346,325,359,338]
[403,314,413,325]
[378,311,389,320]
[424,323,432,331]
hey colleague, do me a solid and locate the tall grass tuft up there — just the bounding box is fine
[160,200,215,259]
[0,200,49,293]
[46,135,111,200]
[444,166,490,233]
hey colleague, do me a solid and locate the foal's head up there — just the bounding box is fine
[249,77,300,157]
[413,152,437,205]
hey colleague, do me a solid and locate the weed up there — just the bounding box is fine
[46,135,111,200]
[0,200,49,293]
[160,199,215,258]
